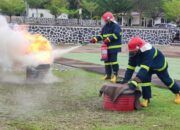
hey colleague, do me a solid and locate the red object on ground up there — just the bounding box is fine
[103,94,135,112]
[101,43,108,61]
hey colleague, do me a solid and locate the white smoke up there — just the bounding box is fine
[0,15,30,71]
[0,15,81,83]
[52,46,81,60]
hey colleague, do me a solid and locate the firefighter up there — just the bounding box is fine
[90,11,122,83]
[117,36,180,107]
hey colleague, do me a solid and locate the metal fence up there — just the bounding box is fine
[6,16,101,27]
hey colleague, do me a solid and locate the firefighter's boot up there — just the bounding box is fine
[110,75,117,83]
[175,94,180,104]
[102,75,111,80]
[140,99,150,107]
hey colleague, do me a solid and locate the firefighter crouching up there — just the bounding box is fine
[117,36,180,107]
[90,11,122,83]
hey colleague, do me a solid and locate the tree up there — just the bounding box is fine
[67,0,80,10]
[26,0,49,17]
[26,0,48,8]
[163,0,180,24]
[95,0,133,19]
[80,0,98,19]
[143,0,163,20]
[66,0,80,18]
[95,0,133,14]
[0,0,25,22]
[132,0,149,24]
[45,0,69,19]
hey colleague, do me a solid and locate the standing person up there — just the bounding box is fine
[117,36,180,107]
[90,11,122,83]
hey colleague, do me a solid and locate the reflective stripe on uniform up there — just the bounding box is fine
[127,65,135,70]
[155,59,167,72]
[102,33,118,39]
[105,62,111,65]
[169,79,175,88]
[140,64,150,71]
[105,62,118,65]
[138,82,152,87]
[130,80,139,88]
[111,61,118,65]
[153,49,158,59]
[108,45,121,49]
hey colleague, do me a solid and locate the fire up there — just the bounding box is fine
[26,33,53,64]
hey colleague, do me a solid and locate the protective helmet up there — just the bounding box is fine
[102,11,114,22]
[128,36,145,52]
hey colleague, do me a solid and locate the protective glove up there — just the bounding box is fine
[103,37,110,44]
[90,38,97,43]
[116,79,128,84]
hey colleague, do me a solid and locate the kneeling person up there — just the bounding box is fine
[118,36,180,107]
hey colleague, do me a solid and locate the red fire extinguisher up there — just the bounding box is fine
[101,42,108,61]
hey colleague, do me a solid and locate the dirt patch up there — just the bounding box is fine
[55,58,180,88]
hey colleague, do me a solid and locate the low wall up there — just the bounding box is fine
[28,25,179,45]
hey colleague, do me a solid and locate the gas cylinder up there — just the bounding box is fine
[101,43,108,61]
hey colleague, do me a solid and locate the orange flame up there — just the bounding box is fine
[26,33,53,64]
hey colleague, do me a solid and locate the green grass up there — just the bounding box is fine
[62,53,180,79]
[0,68,180,130]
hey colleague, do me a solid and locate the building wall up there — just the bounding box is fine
[154,17,162,24]
[28,25,178,45]
[27,9,68,19]
[28,9,54,18]
[131,16,140,26]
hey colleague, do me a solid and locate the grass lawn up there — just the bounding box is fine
[62,53,180,80]
[0,67,180,130]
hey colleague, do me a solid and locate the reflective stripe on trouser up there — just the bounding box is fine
[104,53,119,76]
[139,72,153,99]
[156,68,180,94]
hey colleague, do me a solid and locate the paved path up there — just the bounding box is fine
[55,58,180,88]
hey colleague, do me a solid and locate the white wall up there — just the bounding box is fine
[154,17,162,24]
[131,15,140,25]
[57,13,68,19]
[27,8,68,19]
[28,8,54,18]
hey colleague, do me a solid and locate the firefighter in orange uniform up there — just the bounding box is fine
[118,36,180,107]
[90,12,122,83]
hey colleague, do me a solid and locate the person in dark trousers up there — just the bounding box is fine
[90,11,122,83]
[117,36,180,107]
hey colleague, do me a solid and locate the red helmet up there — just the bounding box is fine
[102,12,114,22]
[128,36,145,52]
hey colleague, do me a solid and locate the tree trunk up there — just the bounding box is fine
[90,11,93,19]
[55,15,57,25]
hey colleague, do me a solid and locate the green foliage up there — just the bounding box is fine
[0,0,25,16]
[0,68,180,130]
[163,0,180,23]
[80,0,98,19]
[95,0,133,15]
[26,0,49,8]
[45,0,69,18]
[62,52,180,80]
[67,0,80,10]
[142,0,163,19]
